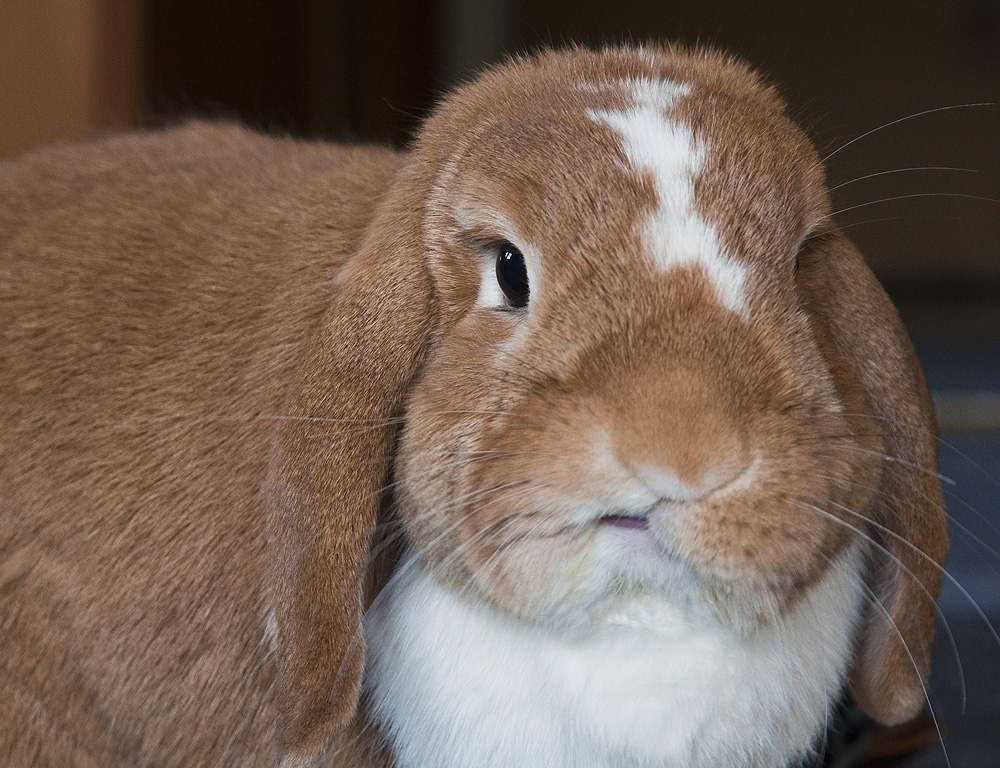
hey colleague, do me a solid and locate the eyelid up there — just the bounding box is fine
[461,229,517,261]
[458,220,540,310]
[452,202,524,244]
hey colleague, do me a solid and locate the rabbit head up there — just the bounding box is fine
[266,46,946,762]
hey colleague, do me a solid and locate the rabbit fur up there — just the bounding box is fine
[0,45,948,768]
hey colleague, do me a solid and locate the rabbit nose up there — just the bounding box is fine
[627,455,749,503]
[608,365,753,503]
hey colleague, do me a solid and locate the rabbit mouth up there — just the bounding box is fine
[599,513,650,531]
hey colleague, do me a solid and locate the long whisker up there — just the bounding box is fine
[818,499,1000,650]
[805,411,1000,544]
[802,499,1000,722]
[219,413,408,425]
[450,508,579,610]
[816,445,956,485]
[821,102,994,163]
[128,406,514,431]
[830,191,1000,218]
[819,550,952,768]
[838,214,965,233]
[337,483,544,755]
[435,511,540,600]
[812,471,1000,567]
[371,479,535,603]
[342,482,537,693]
[382,480,541,553]
[805,410,1000,491]
[808,503,970,715]
[456,521,524,599]
[935,434,1000,493]
[828,166,977,192]
[371,449,528,500]
[363,453,532,563]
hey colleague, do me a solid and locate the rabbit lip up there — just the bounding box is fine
[599,513,650,531]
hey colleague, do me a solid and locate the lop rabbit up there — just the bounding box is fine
[0,45,948,768]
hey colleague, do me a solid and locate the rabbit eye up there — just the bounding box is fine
[792,238,808,278]
[496,242,529,308]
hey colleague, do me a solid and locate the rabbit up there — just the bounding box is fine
[0,45,948,768]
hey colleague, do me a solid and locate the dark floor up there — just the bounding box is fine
[911,434,1000,767]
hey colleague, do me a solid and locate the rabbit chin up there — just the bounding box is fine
[362,543,864,768]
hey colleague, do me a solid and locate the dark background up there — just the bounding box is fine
[139,0,1000,294]
[2,0,998,291]
[2,2,998,766]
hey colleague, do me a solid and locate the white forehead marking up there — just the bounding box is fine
[587,78,749,315]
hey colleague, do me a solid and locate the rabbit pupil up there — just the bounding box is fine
[496,243,529,308]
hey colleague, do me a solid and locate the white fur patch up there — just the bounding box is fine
[474,256,507,309]
[588,78,749,314]
[264,609,278,651]
[364,547,863,768]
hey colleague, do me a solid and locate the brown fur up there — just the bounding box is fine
[0,124,403,766]
[1,45,947,767]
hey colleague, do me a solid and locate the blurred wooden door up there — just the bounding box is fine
[0,0,141,159]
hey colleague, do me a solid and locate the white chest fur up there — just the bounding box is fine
[363,552,863,768]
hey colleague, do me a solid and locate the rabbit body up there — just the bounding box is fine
[0,46,947,768]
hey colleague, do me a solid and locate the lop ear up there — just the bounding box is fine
[264,188,436,763]
[800,231,949,726]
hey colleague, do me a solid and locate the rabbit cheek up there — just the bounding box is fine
[647,396,885,619]
[395,333,607,618]
[665,492,846,603]
[394,324,522,585]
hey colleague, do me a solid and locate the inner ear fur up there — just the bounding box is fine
[264,178,437,762]
[800,231,948,726]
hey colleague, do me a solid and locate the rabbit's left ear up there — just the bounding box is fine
[798,231,949,726]
[265,180,437,764]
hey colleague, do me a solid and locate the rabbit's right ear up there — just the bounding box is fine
[797,230,948,727]
[264,170,437,765]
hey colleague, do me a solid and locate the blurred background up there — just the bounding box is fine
[1,1,997,765]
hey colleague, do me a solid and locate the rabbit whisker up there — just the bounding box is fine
[819,551,952,768]
[362,453,535,564]
[800,502,970,713]
[798,432,889,441]
[341,487,538,759]
[428,514,530,598]
[821,102,994,163]
[456,521,526,600]
[831,412,1000,497]
[369,449,527,500]
[365,480,537,615]
[373,476,539,559]
[816,445,956,485]
[828,166,976,192]
[829,191,1000,218]
[838,214,966,233]
[817,499,1000,650]
[812,471,1000,566]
